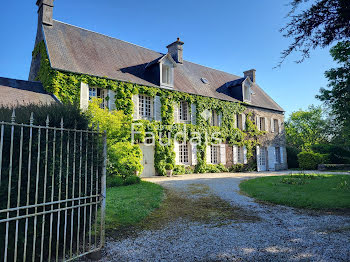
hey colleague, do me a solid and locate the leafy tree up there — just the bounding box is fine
[285,105,330,151]
[280,0,350,64]
[317,41,350,148]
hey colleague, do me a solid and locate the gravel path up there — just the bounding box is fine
[100,172,350,262]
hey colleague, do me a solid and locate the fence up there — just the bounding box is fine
[0,111,107,262]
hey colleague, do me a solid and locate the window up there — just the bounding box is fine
[162,64,171,85]
[259,147,267,166]
[275,147,281,163]
[236,114,244,130]
[89,87,107,109]
[179,143,189,164]
[139,95,152,119]
[259,117,266,131]
[179,101,189,122]
[243,81,251,102]
[210,145,219,164]
[211,111,221,126]
[274,119,279,133]
[237,146,244,164]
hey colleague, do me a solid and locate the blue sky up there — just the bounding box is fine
[0,0,335,117]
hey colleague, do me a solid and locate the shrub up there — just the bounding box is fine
[124,175,141,186]
[230,163,245,172]
[311,144,350,164]
[173,165,186,175]
[185,166,195,174]
[287,146,300,168]
[108,142,143,179]
[107,175,124,188]
[217,164,229,172]
[165,163,174,170]
[297,151,328,170]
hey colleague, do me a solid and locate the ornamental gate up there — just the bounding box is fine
[0,111,106,262]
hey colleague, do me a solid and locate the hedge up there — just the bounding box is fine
[297,151,328,170]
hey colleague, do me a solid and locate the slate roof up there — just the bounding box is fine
[43,20,284,112]
[0,77,58,107]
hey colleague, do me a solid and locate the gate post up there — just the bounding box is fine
[100,131,107,248]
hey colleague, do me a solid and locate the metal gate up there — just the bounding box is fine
[0,111,106,262]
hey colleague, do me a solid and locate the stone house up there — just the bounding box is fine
[29,0,288,177]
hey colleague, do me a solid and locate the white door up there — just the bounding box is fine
[139,144,156,177]
[258,146,267,171]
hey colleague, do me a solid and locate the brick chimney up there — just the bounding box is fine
[244,69,256,83]
[37,0,54,26]
[167,38,184,64]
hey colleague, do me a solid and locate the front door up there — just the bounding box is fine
[258,146,267,171]
[139,144,156,177]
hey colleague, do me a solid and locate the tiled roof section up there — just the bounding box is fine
[43,20,284,112]
[0,77,58,107]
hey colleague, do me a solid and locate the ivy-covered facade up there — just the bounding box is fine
[29,0,288,176]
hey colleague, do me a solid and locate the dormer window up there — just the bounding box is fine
[159,55,176,88]
[162,64,171,85]
[243,79,252,102]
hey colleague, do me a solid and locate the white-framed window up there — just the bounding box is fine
[139,95,152,119]
[259,147,267,166]
[236,114,243,130]
[179,101,189,122]
[243,81,251,102]
[275,147,281,163]
[237,146,244,164]
[259,117,266,131]
[211,111,221,126]
[210,145,219,164]
[89,87,107,109]
[179,143,190,164]
[162,64,171,85]
[274,119,279,133]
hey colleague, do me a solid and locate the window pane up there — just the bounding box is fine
[180,101,188,121]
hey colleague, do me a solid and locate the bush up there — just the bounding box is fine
[217,164,229,172]
[297,151,328,170]
[108,142,143,179]
[230,163,245,172]
[312,144,350,164]
[165,163,174,171]
[124,175,141,186]
[173,165,186,175]
[107,175,124,188]
[287,146,300,168]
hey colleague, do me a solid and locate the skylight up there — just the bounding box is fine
[201,78,209,84]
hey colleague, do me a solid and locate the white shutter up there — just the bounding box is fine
[206,146,211,164]
[268,146,276,171]
[233,146,238,164]
[191,104,197,125]
[256,116,260,130]
[280,146,284,164]
[242,114,246,130]
[80,82,89,111]
[271,118,275,133]
[218,113,222,127]
[265,117,268,132]
[243,146,248,164]
[108,90,116,111]
[154,96,161,121]
[278,119,282,134]
[256,146,261,172]
[174,103,179,123]
[174,141,180,165]
[191,144,197,165]
[220,144,226,165]
[132,95,139,120]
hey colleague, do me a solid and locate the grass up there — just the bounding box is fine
[105,181,164,231]
[239,174,350,211]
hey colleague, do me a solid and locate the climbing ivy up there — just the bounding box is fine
[33,41,265,175]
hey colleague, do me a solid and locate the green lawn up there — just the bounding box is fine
[239,174,350,210]
[105,181,164,231]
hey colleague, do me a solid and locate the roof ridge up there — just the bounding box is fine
[52,20,242,79]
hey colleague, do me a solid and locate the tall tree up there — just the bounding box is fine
[317,41,350,148]
[285,105,331,151]
[280,0,350,64]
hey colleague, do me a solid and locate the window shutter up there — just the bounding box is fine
[268,146,276,171]
[271,118,275,133]
[256,146,261,172]
[174,140,180,165]
[278,119,282,134]
[256,116,260,130]
[233,146,238,164]
[154,96,161,121]
[265,117,268,132]
[132,95,139,120]
[280,146,284,164]
[234,114,238,128]
[173,103,179,123]
[242,114,246,130]
[191,104,197,125]
[243,146,248,164]
[80,82,89,111]
[220,144,226,165]
[218,113,223,127]
[191,144,197,165]
[108,90,116,111]
[206,146,211,164]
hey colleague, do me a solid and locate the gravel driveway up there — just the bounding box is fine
[100,172,350,262]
